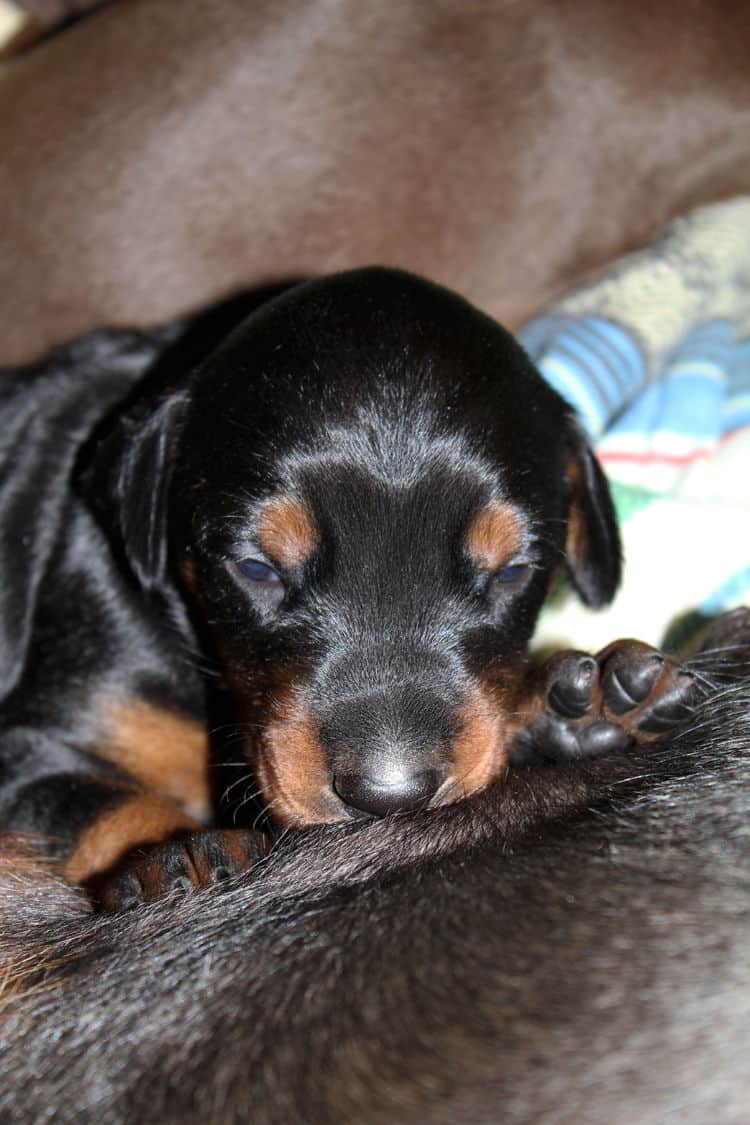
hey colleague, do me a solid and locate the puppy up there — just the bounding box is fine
[0,268,695,904]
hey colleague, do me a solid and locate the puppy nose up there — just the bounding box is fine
[333,767,441,818]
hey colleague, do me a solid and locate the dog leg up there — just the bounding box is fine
[510,609,750,766]
[510,642,703,766]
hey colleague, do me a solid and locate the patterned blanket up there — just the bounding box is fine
[520,197,750,654]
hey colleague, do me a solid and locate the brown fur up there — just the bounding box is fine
[257,497,319,570]
[63,793,199,883]
[101,701,211,822]
[256,695,338,826]
[465,503,522,571]
[448,685,508,797]
[565,455,591,572]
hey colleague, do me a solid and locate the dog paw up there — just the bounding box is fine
[510,639,701,766]
[93,828,269,912]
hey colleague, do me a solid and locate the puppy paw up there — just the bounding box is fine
[93,828,269,912]
[510,639,701,766]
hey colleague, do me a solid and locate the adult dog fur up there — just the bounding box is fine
[1,666,749,1123]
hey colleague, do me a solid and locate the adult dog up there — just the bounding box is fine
[0,268,696,907]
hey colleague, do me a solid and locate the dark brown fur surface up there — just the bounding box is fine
[2,0,750,363]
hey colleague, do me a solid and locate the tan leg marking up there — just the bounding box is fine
[102,700,210,822]
[64,793,199,884]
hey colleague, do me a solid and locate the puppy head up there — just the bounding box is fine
[98,269,620,824]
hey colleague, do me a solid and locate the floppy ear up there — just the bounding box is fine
[564,420,621,608]
[0,385,85,701]
[0,329,173,701]
[81,392,189,593]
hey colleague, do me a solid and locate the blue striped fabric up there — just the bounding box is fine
[519,315,750,445]
[518,315,646,439]
[723,334,750,433]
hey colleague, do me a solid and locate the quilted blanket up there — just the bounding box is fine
[520,197,750,654]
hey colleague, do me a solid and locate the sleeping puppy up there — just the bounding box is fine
[0,268,696,905]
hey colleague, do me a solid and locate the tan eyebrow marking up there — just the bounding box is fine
[465,503,522,571]
[257,496,319,569]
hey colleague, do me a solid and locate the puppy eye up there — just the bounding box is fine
[493,564,531,585]
[235,558,282,584]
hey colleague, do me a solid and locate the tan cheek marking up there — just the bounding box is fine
[448,685,508,799]
[258,496,319,569]
[447,661,530,800]
[248,695,336,827]
[466,503,522,571]
[64,794,199,884]
[101,701,211,823]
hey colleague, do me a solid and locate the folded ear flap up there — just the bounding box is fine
[564,420,622,608]
[82,392,189,593]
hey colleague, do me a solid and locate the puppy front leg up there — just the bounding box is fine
[509,640,700,766]
[4,768,268,911]
[509,608,750,766]
[3,769,200,882]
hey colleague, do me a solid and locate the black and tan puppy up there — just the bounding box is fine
[0,268,695,903]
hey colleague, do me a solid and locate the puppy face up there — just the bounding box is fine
[107,269,621,824]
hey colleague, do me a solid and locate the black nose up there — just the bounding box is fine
[333,767,441,818]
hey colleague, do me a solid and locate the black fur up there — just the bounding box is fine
[1,671,749,1123]
[0,271,748,1120]
[0,268,624,860]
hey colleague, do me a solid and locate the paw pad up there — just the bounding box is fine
[511,639,700,766]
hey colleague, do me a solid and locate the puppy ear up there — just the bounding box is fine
[0,329,175,700]
[564,420,621,607]
[82,392,188,593]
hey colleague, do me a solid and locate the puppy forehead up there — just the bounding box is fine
[182,268,576,553]
[276,436,530,557]
[185,268,570,476]
[202,390,549,554]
